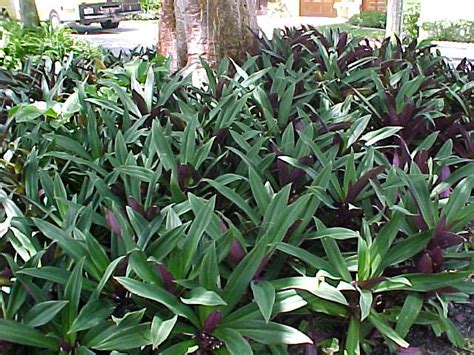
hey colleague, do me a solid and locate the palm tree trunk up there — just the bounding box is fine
[158,0,179,68]
[386,0,404,38]
[158,0,258,71]
[174,0,188,68]
[19,0,40,29]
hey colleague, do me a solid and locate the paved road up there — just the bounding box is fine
[71,21,158,54]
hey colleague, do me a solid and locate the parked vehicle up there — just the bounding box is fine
[0,0,141,29]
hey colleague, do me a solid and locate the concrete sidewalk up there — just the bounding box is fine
[432,41,474,64]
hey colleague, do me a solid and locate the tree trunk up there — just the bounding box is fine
[19,0,40,29]
[158,0,258,71]
[385,0,403,38]
[158,0,179,67]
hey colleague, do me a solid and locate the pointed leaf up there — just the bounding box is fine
[180,287,227,306]
[151,315,178,349]
[92,323,152,351]
[69,299,115,333]
[0,319,58,349]
[229,320,312,345]
[24,301,69,328]
[251,281,275,323]
[369,311,409,348]
[359,290,372,322]
[115,277,199,326]
[395,295,423,338]
[214,328,253,355]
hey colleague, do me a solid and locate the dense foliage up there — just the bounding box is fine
[402,0,421,40]
[422,20,474,43]
[348,11,386,29]
[131,0,161,20]
[0,21,102,70]
[0,25,473,354]
[140,0,161,13]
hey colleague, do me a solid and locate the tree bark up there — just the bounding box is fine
[19,0,40,29]
[158,0,179,68]
[385,0,404,38]
[174,0,188,69]
[158,0,258,71]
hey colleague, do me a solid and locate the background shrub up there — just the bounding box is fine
[129,0,161,20]
[349,10,386,29]
[403,0,421,39]
[140,0,161,13]
[0,21,102,69]
[422,20,474,43]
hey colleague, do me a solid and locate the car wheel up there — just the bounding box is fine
[100,21,120,29]
[49,10,61,29]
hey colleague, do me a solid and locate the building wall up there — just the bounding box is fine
[361,0,385,11]
[282,0,365,18]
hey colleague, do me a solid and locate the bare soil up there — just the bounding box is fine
[404,302,474,355]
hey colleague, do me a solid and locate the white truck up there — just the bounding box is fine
[0,0,142,29]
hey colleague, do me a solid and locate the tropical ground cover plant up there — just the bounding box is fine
[0,24,473,354]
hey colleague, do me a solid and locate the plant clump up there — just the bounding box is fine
[0,21,102,69]
[0,25,473,354]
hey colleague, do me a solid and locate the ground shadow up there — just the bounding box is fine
[69,24,135,35]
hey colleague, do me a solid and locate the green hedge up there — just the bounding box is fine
[422,20,474,43]
[348,10,386,29]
